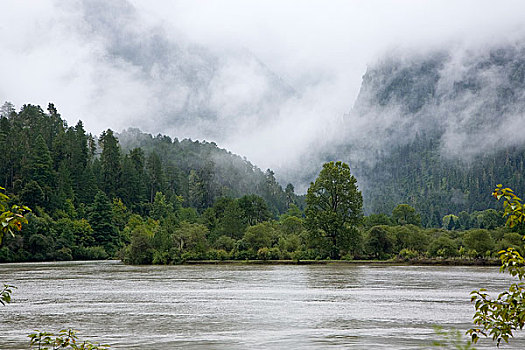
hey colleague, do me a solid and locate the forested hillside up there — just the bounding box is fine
[0,102,298,261]
[358,137,525,227]
[344,43,525,224]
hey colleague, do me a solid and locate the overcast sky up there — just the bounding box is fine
[1,0,524,186]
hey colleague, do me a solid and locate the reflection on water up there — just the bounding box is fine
[1,261,524,349]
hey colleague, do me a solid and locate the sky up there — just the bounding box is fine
[1,0,525,189]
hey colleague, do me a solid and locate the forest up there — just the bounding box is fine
[0,102,521,264]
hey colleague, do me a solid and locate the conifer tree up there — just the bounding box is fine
[99,129,121,199]
[147,151,164,203]
[89,191,119,255]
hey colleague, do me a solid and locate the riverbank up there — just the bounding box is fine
[0,257,500,267]
[182,258,501,266]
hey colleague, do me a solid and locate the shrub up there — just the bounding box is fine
[234,249,256,260]
[214,235,236,252]
[428,235,458,258]
[152,251,170,265]
[54,247,73,261]
[365,226,394,259]
[206,249,230,260]
[257,247,270,260]
[463,229,495,257]
[268,247,281,260]
[398,248,419,261]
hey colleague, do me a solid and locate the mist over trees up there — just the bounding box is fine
[0,102,522,264]
[0,103,299,261]
[338,43,525,224]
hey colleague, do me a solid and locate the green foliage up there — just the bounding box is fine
[493,184,525,231]
[392,224,429,252]
[432,326,476,349]
[305,161,363,259]
[173,221,209,254]
[280,215,304,236]
[213,235,236,252]
[89,191,118,256]
[150,192,174,221]
[442,214,459,230]
[0,284,15,306]
[398,248,419,261]
[360,134,525,227]
[365,226,394,259]
[20,180,45,209]
[363,213,393,229]
[468,248,525,346]
[99,129,121,199]
[242,222,278,251]
[280,203,302,220]
[28,134,54,197]
[496,232,524,256]
[237,194,272,225]
[0,186,30,245]
[122,217,158,264]
[123,223,155,265]
[28,329,109,350]
[462,229,494,258]
[392,204,421,226]
[215,199,247,240]
[428,235,458,258]
[0,102,513,266]
[0,103,301,263]
[206,249,230,260]
[111,198,130,232]
[467,186,525,346]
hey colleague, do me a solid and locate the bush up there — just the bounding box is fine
[0,246,15,262]
[152,251,170,265]
[463,229,495,257]
[428,235,458,258]
[207,249,230,260]
[214,235,236,252]
[280,250,292,260]
[234,249,256,260]
[257,247,270,260]
[268,247,281,260]
[27,234,53,260]
[291,249,318,261]
[393,225,429,252]
[54,247,73,261]
[277,234,302,253]
[365,226,394,259]
[181,251,207,261]
[398,248,419,260]
[243,222,278,251]
[80,246,108,260]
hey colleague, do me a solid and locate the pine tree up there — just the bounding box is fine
[89,191,119,255]
[147,151,164,203]
[99,129,121,199]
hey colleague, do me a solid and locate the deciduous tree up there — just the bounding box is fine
[305,161,363,259]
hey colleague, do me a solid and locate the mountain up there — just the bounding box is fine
[75,0,295,141]
[0,104,298,218]
[341,42,525,225]
[116,128,297,215]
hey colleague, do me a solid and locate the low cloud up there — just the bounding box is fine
[1,0,525,191]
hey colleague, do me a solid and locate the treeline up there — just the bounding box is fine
[0,102,299,262]
[0,102,518,264]
[119,202,519,264]
[358,132,525,227]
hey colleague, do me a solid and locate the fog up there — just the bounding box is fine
[1,0,524,191]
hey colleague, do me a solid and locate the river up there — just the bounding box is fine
[1,261,524,349]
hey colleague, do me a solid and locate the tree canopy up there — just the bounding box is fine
[305,161,363,259]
